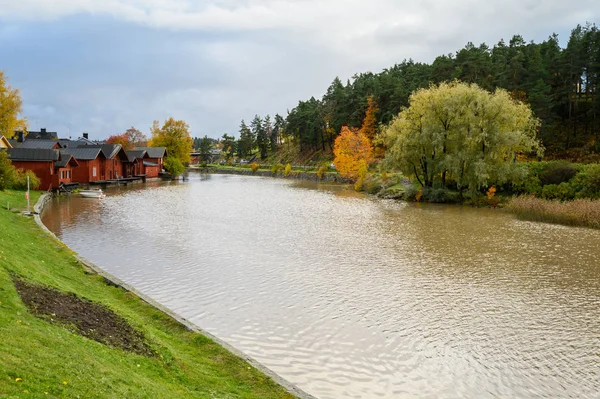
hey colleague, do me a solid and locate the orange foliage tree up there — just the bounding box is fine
[360,95,379,141]
[106,133,133,150]
[333,126,373,180]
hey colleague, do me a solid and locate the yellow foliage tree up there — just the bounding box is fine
[0,71,27,137]
[149,118,193,172]
[333,126,373,181]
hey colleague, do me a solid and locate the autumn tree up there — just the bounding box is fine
[333,126,373,180]
[149,118,193,175]
[384,81,542,196]
[124,127,147,147]
[360,95,379,141]
[106,133,132,150]
[0,71,27,137]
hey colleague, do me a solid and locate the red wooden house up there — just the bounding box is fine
[5,148,64,190]
[134,147,167,178]
[78,144,129,180]
[59,147,106,184]
[52,154,79,187]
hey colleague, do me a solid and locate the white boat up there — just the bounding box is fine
[79,189,106,199]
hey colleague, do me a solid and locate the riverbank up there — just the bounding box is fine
[190,164,353,184]
[0,189,309,398]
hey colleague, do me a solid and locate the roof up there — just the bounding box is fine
[6,148,59,161]
[135,147,166,158]
[143,160,159,167]
[55,154,80,168]
[60,147,104,161]
[0,135,12,149]
[126,150,148,163]
[17,139,61,150]
[78,144,126,160]
[20,129,58,140]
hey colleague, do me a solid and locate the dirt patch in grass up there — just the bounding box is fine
[14,278,154,356]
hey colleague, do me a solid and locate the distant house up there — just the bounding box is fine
[6,148,60,190]
[0,135,12,149]
[60,147,106,184]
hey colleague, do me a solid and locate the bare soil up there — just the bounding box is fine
[14,278,154,356]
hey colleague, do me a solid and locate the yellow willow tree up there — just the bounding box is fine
[149,118,193,175]
[0,71,27,137]
[384,81,543,197]
[333,126,373,181]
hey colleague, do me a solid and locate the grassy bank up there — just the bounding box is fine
[506,195,600,229]
[0,189,296,398]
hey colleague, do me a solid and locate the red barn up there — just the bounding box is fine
[52,154,79,187]
[134,147,167,178]
[59,147,107,184]
[78,144,129,180]
[6,148,60,190]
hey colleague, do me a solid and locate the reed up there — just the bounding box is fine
[506,195,600,229]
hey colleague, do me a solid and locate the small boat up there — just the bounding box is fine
[79,189,106,199]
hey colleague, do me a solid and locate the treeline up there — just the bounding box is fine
[235,23,599,160]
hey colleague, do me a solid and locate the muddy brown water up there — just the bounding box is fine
[42,174,600,399]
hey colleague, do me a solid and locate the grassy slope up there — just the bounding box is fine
[0,190,294,399]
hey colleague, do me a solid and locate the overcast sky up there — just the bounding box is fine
[1,1,598,140]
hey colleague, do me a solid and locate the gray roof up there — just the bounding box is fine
[143,160,159,167]
[19,130,58,140]
[55,154,79,168]
[126,150,148,163]
[135,147,166,158]
[78,144,126,160]
[6,148,59,161]
[60,147,103,161]
[17,139,61,150]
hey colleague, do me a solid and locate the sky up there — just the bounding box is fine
[0,1,599,140]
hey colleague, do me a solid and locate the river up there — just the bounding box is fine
[41,174,600,399]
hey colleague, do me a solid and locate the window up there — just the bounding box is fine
[92,167,97,177]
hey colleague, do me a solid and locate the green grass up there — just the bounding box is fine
[0,189,295,398]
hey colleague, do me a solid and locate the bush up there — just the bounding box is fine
[271,163,283,174]
[538,161,578,186]
[12,169,40,190]
[0,151,16,190]
[250,162,259,173]
[163,156,185,176]
[422,187,460,203]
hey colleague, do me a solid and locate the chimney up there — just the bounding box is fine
[83,133,89,140]
[18,131,24,143]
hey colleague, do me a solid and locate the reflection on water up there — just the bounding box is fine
[42,174,600,399]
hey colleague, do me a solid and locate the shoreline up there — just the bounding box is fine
[33,193,316,399]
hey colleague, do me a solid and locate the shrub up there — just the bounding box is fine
[0,151,16,190]
[271,163,283,174]
[250,162,259,173]
[163,156,185,176]
[284,163,292,177]
[538,161,578,186]
[12,169,40,190]
[422,187,460,203]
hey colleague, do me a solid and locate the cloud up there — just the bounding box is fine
[0,0,598,139]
